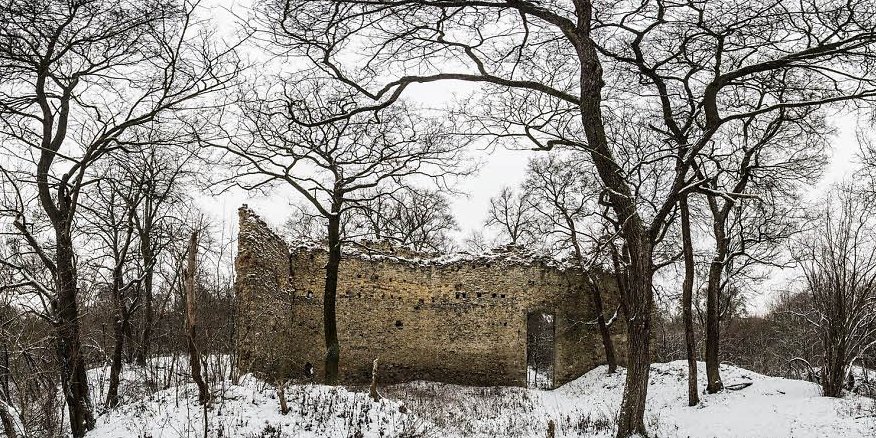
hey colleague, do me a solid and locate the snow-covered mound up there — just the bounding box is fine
[88,360,876,437]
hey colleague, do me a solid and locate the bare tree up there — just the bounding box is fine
[219,86,471,384]
[184,230,209,405]
[126,145,194,366]
[0,1,238,434]
[796,185,876,397]
[354,187,457,253]
[260,0,876,435]
[523,155,617,372]
[679,194,699,406]
[485,187,537,247]
[79,168,143,409]
[690,109,827,392]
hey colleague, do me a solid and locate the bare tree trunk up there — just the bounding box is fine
[0,398,22,438]
[0,346,10,406]
[580,264,615,373]
[590,281,617,373]
[54,229,95,438]
[821,321,846,397]
[567,213,617,374]
[106,255,128,408]
[123,312,135,364]
[136,221,154,366]
[369,358,380,402]
[184,231,209,405]
[105,281,125,408]
[0,351,21,438]
[323,212,342,385]
[680,197,700,406]
[277,381,289,414]
[705,219,726,394]
[575,7,654,432]
[615,234,654,437]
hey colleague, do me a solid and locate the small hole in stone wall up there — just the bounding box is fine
[461,292,467,298]
[503,322,508,326]
[358,293,362,298]
[500,294,506,298]
[356,273,362,278]
[492,293,497,298]
[306,290,314,299]
[455,292,460,299]
[395,320,403,329]
[371,274,379,281]
[476,292,482,298]
[389,294,393,299]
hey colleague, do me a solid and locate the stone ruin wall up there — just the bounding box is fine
[235,206,626,387]
[234,206,294,376]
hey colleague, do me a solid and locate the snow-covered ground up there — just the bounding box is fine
[87,358,876,438]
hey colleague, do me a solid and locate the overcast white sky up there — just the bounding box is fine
[193,0,871,313]
[197,0,865,233]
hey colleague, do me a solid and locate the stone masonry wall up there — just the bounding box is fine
[235,207,625,387]
[235,206,295,378]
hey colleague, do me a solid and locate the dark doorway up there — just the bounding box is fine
[526,311,555,389]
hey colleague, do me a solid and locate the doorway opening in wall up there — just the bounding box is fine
[526,311,555,389]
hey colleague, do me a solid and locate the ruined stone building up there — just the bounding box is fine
[235,206,624,389]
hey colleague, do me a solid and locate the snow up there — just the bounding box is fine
[292,242,575,271]
[87,359,876,437]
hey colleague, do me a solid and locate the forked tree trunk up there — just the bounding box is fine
[680,197,700,406]
[55,229,95,438]
[323,212,342,385]
[184,231,209,405]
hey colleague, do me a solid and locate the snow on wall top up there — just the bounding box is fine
[239,204,577,271]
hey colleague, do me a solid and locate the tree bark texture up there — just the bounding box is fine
[323,212,342,385]
[680,197,700,406]
[184,231,209,405]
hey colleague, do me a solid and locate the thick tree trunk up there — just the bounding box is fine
[574,2,655,434]
[680,197,700,406]
[323,213,342,385]
[55,230,95,438]
[614,234,654,438]
[184,231,209,405]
